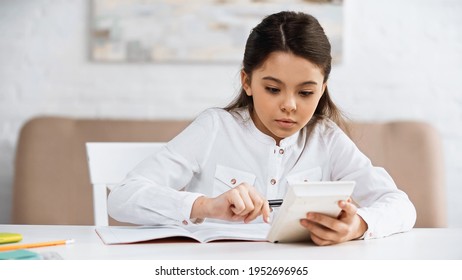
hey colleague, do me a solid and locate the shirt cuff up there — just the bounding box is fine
[178,192,205,226]
[356,208,376,240]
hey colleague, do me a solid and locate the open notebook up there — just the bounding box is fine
[97,181,355,244]
[96,222,270,244]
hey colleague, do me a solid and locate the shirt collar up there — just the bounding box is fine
[234,108,301,148]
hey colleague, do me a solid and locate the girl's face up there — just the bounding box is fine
[242,51,326,145]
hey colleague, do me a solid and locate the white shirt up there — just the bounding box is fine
[107,108,416,239]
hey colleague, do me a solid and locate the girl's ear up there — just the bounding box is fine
[241,70,252,96]
[321,82,327,95]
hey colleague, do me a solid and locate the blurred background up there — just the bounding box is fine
[0,0,461,227]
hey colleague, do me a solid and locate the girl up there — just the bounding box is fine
[108,11,416,245]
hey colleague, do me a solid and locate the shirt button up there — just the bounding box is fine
[270,179,277,185]
[279,149,284,155]
[230,178,237,185]
[182,220,189,225]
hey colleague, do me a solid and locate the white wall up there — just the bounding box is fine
[1,0,461,227]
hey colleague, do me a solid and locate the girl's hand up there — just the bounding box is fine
[191,182,271,223]
[299,199,368,246]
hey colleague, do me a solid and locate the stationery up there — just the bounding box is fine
[268,199,283,208]
[96,181,356,244]
[0,232,23,244]
[0,239,75,252]
[96,222,270,244]
[0,249,42,260]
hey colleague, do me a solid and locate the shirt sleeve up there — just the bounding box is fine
[107,110,218,226]
[322,122,417,239]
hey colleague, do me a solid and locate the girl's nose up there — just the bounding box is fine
[280,95,296,112]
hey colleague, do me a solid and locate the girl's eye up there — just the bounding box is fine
[265,87,280,94]
[299,91,314,96]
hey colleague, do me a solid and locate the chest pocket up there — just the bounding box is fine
[286,167,323,185]
[213,165,256,197]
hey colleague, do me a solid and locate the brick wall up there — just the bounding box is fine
[1,0,461,226]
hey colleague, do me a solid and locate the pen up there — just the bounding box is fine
[268,199,283,208]
[0,239,75,252]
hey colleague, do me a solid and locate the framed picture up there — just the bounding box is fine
[90,0,343,63]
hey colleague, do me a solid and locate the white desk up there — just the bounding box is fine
[1,225,461,260]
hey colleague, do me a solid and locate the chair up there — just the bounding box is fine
[12,117,190,225]
[12,117,446,227]
[347,121,447,227]
[86,142,165,226]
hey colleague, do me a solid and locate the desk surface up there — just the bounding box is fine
[1,225,461,260]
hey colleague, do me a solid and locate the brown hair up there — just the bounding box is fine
[225,11,346,129]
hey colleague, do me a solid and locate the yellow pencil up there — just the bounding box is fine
[0,239,75,252]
